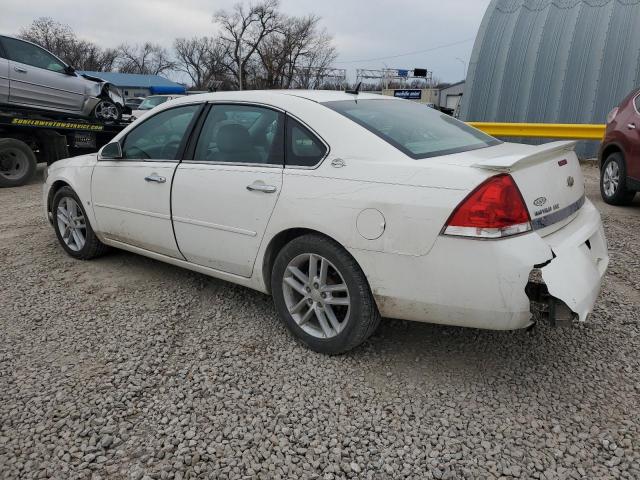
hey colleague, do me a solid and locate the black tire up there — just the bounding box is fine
[601,152,636,205]
[0,138,37,188]
[92,99,122,122]
[52,186,108,260]
[271,234,380,354]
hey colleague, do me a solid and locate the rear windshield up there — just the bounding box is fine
[323,99,500,159]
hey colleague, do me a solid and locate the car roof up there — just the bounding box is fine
[167,89,393,107]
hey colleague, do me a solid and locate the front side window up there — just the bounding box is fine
[286,118,327,167]
[122,105,199,160]
[2,37,66,73]
[324,99,500,159]
[194,104,284,165]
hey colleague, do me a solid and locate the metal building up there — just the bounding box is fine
[461,0,640,156]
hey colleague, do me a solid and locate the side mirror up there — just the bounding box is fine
[64,65,76,75]
[100,142,123,159]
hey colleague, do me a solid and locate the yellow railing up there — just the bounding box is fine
[467,122,606,140]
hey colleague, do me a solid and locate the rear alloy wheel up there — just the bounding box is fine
[601,152,636,205]
[0,138,37,188]
[272,234,380,354]
[282,253,351,339]
[93,99,121,122]
[52,186,108,259]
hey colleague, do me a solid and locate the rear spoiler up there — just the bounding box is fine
[472,141,578,172]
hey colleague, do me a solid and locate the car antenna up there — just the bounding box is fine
[345,82,362,95]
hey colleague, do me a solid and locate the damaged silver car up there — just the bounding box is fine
[0,35,125,122]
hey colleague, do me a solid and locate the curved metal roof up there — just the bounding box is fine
[461,0,640,155]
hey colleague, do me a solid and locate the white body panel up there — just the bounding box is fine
[44,90,608,332]
[91,161,181,258]
[172,163,283,277]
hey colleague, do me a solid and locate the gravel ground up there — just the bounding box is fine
[1,163,639,480]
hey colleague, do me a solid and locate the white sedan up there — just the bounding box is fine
[44,90,608,354]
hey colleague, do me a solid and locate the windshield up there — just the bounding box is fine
[324,99,500,159]
[138,96,169,110]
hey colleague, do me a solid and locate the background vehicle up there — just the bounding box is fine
[130,95,184,120]
[0,34,125,121]
[125,97,145,110]
[599,88,640,205]
[0,109,129,187]
[44,91,608,354]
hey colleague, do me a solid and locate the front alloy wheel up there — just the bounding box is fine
[56,196,87,251]
[93,100,121,122]
[52,186,108,259]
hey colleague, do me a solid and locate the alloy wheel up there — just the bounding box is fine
[94,101,119,121]
[56,197,87,252]
[282,253,351,339]
[603,161,620,198]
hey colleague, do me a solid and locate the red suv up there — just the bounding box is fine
[599,89,640,205]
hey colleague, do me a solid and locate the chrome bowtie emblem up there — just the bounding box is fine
[567,176,575,187]
[331,158,346,168]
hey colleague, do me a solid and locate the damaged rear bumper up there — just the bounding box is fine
[526,201,608,326]
[355,198,608,330]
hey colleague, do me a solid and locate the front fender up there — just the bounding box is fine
[44,156,98,230]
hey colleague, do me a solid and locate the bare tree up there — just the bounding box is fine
[18,17,119,71]
[255,15,314,88]
[174,37,228,90]
[18,17,75,58]
[214,0,281,89]
[65,41,119,71]
[117,43,175,75]
[291,27,337,89]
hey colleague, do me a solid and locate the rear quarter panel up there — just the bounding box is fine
[270,168,467,257]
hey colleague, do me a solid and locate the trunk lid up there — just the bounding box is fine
[471,141,585,236]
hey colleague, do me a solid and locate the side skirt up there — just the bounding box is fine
[100,238,269,294]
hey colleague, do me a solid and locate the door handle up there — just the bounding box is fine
[628,123,637,130]
[246,183,277,193]
[144,173,166,183]
[13,67,27,74]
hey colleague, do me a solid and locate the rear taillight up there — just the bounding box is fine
[443,174,531,239]
[607,107,618,124]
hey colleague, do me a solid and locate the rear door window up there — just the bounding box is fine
[193,104,284,165]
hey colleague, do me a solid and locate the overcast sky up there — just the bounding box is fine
[1,0,492,83]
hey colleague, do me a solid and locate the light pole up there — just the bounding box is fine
[455,57,467,80]
[238,43,243,91]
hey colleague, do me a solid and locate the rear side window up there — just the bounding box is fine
[324,99,500,159]
[286,117,327,167]
[635,94,640,113]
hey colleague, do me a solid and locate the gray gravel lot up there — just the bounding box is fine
[1,163,639,480]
